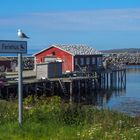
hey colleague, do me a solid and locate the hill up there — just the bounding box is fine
[101,48,140,53]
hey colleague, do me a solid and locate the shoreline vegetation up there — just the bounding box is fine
[0,95,140,140]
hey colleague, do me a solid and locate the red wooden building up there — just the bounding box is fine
[34,45,103,73]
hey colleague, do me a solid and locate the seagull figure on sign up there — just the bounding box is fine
[17,29,29,39]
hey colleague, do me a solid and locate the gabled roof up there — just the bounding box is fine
[33,44,101,56]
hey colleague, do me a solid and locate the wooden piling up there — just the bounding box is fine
[69,81,73,104]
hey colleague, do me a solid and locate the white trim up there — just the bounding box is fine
[34,57,38,71]
[72,55,74,72]
[32,45,74,56]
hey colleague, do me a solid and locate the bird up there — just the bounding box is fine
[17,29,29,39]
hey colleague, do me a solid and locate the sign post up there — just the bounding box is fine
[0,40,27,125]
[18,53,23,125]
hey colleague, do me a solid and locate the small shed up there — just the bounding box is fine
[36,61,62,79]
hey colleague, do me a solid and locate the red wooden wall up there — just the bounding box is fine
[35,47,73,72]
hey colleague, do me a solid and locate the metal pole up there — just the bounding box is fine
[18,53,23,125]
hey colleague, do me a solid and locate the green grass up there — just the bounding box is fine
[0,96,140,140]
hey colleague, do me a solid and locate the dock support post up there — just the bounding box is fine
[6,87,9,99]
[78,80,81,104]
[107,73,109,89]
[85,79,87,99]
[35,84,38,95]
[124,69,126,88]
[0,88,1,98]
[70,81,73,104]
[50,82,54,95]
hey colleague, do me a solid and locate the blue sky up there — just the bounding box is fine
[0,0,140,51]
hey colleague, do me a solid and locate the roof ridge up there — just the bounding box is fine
[54,44,101,55]
[33,44,102,56]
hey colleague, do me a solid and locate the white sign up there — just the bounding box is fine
[0,40,27,53]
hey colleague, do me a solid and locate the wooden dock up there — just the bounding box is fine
[0,68,126,104]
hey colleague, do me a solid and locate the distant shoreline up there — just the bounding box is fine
[0,49,40,57]
[126,64,140,66]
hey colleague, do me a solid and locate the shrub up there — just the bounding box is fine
[24,95,62,123]
[0,100,17,124]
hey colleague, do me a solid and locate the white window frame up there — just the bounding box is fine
[75,58,78,65]
[97,57,102,65]
[86,57,90,65]
[80,58,84,65]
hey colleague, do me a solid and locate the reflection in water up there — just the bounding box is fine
[73,87,126,107]
[73,66,140,116]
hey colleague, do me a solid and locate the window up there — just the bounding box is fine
[92,57,95,64]
[97,57,102,65]
[75,58,78,65]
[52,51,56,55]
[80,58,84,65]
[86,57,90,65]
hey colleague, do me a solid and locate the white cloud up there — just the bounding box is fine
[1,8,140,31]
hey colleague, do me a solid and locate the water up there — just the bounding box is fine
[77,66,140,116]
[105,66,140,116]
[0,49,40,56]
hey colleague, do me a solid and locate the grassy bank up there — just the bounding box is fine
[0,96,140,140]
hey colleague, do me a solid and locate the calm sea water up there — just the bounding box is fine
[106,66,140,116]
[78,65,140,116]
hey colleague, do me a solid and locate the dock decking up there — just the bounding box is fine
[0,68,126,103]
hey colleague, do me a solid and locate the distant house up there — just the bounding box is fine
[33,44,103,73]
[0,57,12,72]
